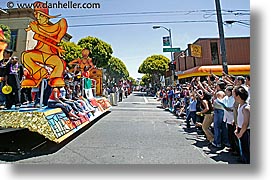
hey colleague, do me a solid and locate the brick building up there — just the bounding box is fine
[167,37,250,83]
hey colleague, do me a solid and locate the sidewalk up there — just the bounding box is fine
[155,97,242,164]
[178,122,241,164]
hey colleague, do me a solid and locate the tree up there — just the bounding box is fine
[138,55,170,86]
[59,41,82,64]
[77,36,113,68]
[105,56,129,84]
[140,74,151,87]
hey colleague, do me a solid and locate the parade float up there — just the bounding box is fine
[0,1,111,148]
[0,28,7,60]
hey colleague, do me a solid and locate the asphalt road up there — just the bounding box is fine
[0,91,240,164]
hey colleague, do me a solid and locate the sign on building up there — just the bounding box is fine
[188,44,202,58]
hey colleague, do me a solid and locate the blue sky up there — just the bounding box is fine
[1,0,250,79]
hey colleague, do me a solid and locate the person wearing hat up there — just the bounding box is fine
[4,56,24,109]
[21,1,67,88]
[0,48,13,109]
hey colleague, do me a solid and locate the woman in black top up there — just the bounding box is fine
[196,91,214,143]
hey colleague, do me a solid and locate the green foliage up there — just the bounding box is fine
[138,54,169,75]
[138,54,170,86]
[77,36,113,68]
[0,24,11,43]
[139,81,145,86]
[106,56,129,83]
[140,74,151,86]
[59,41,82,64]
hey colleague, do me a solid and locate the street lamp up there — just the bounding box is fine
[152,25,175,86]
[224,20,250,27]
[152,26,173,61]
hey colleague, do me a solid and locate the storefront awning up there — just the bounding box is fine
[177,65,250,79]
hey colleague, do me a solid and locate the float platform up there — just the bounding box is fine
[0,97,111,144]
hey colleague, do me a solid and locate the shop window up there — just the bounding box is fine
[210,42,219,64]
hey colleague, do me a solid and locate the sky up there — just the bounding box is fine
[1,0,250,79]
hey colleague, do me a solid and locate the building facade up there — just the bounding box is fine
[169,37,250,83]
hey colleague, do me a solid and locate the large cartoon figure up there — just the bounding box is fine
[21,1,67,88]
[68,48,95,72]
[0,28,7,60]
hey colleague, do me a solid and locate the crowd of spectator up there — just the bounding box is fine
[102,80,132,103]
[156,73,250,164]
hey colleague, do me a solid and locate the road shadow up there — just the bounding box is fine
[179,127,241,164]
[132,92,155,97]
[0,112,110,162]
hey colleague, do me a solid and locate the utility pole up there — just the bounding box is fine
[167,28,175,86]
[215,0,228,74]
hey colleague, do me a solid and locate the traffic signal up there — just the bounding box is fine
[169,61,176,70]
[172,61,176,70]
[169,62,172,70]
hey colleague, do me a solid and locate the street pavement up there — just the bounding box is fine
[0,91,240,164]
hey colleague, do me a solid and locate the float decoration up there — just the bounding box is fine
[0,97,111,143]
[0,28,8,60]
[69,49,103,96]
[21,1,67,88]
[69,49,95,71]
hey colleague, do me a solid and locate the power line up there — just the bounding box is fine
[63,9,216,18]
[68,20,218,28]
[62,9,249,19]
[203,9,250,19]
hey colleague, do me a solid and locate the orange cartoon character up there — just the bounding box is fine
[69,48,95,73]
[21,1,67,88]
[0,28,8,60]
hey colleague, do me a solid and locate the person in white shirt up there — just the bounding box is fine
[233,86,250,164]
[212,83,230,148]
[223,86,239,155]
